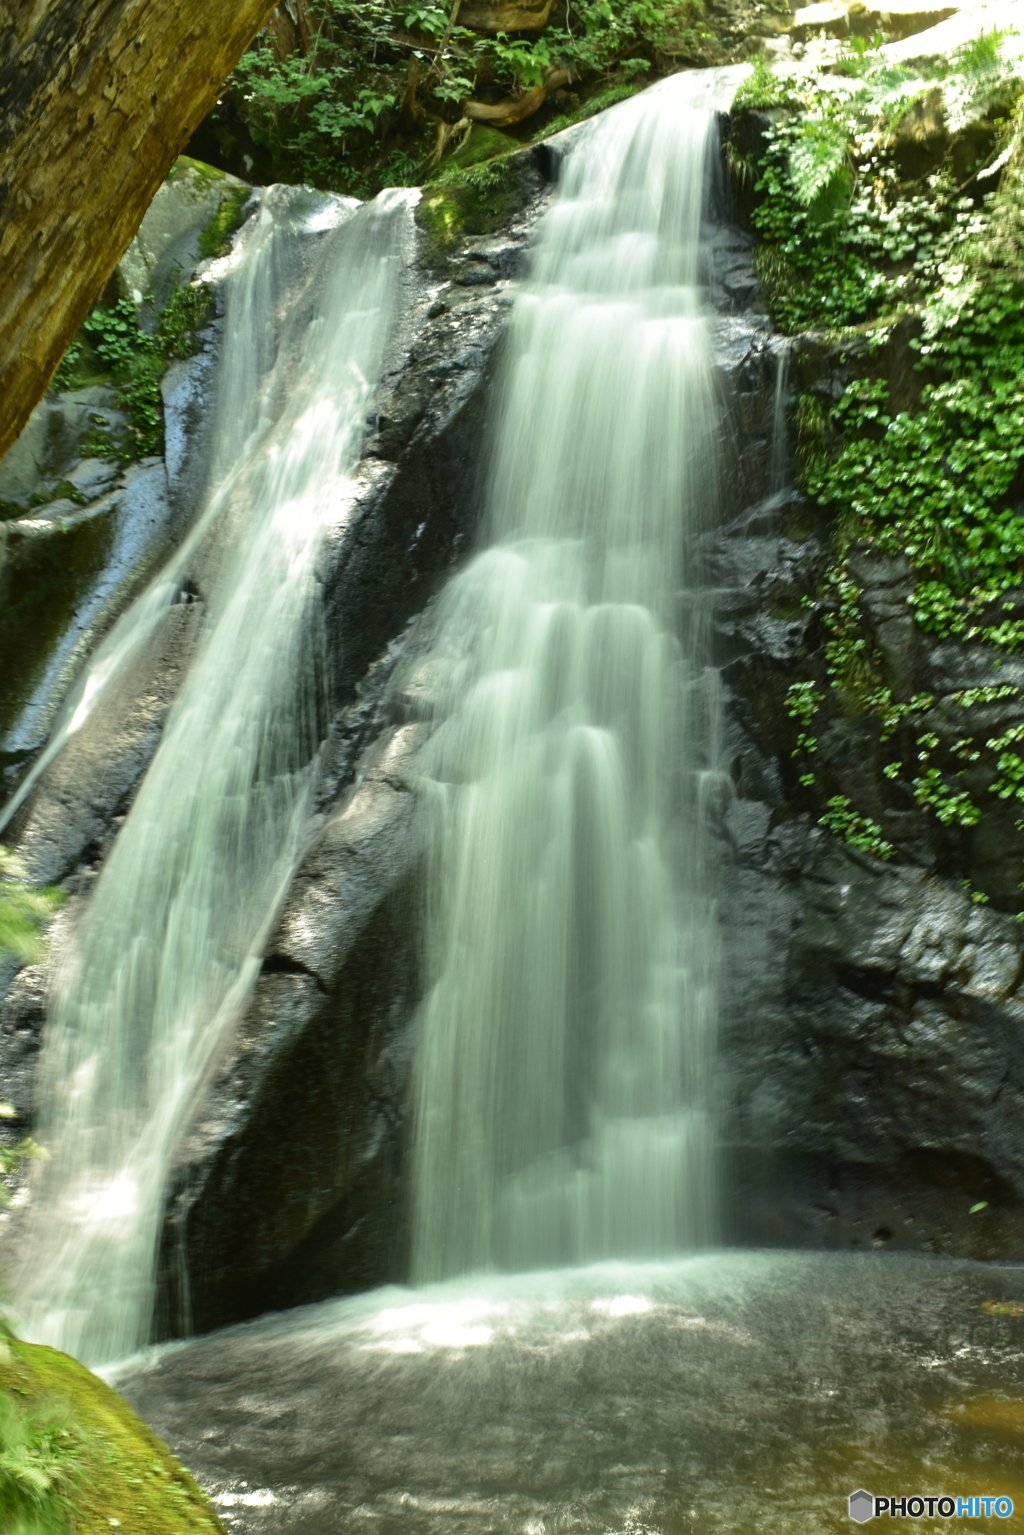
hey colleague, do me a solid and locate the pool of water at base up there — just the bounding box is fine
[110,1251,1024,1533]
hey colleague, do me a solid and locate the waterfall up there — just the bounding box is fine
[409,74,728,1282]
[770,337,792,495]
[13,184,415,1367]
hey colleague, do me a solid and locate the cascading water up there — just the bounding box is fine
[770,337,792,495]
[12,184,415,1366]
[410,73,728,1282]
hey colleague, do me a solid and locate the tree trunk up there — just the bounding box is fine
[0,0,277,463]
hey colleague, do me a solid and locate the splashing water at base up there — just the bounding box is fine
[13,185,416,1367]
[408,73,734,1282]
[111,1252,1024,1535]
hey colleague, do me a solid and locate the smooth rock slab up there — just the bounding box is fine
[114,1250,1024,1534]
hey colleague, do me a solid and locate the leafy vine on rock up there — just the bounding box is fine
[53,282,214,463]
[736,36,1024,903]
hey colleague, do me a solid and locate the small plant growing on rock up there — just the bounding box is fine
[0,850,62,967]
[735,39,1024,892]
[0,1387,85,1535]
[50,280,214,463]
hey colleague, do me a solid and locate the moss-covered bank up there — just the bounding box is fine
[0,1337,224,1535]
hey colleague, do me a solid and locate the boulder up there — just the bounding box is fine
[720,809,1024,1259]
[0,388,126,513]
[118,157,249,314]
[0,459,175,800]
[0,1334,224,1534]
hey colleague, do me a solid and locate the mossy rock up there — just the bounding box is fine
[0,1338,224,1534]
[416,151,538,262]
[170,155,229,185]
[445,126,518,172]
[198,185,251,260]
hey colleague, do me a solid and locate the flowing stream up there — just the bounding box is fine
[12,184,415,1366]
[410,71,727,1280]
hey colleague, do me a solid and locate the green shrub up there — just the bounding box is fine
[0,1389,84,1535]
[226,0,715,194]
[739,44,1024,877]
[51,281,213,463]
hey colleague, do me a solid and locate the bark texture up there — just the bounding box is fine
[459,0,557,31]
[0,0,277,463]
[465,66,570,126]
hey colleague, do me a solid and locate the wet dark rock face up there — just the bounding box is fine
[707,318,1024,1260]
[158,722,426,1336]
[718,810,1024,1258]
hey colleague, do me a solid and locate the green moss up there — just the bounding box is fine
[443,126,517,174]
[1,480,92,522]
[416,155,528,258]
[198,186,251,260]
[0,1339,224,1535]
[157,282,215,358]
[172,155,228,183]
[0,849,63,969]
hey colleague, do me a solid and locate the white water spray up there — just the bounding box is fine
[770,338,792,495]
[14,184,414,1366]
[410,74,732,1281]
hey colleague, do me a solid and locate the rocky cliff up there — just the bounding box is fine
[3,20,1024,1342]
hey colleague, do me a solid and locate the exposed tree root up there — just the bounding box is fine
[463,66,571,127]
